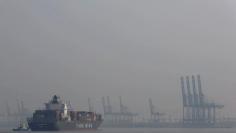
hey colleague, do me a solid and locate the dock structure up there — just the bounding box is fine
[148,98,165,123]
[101,96,137,127]
[180,75,224,127]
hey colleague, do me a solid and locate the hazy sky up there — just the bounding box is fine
[1,0,236,118]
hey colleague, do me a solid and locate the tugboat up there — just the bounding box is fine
[27,95,103,131]
[13,122,29,131]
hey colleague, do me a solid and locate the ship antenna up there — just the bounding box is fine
[68,101,72,111]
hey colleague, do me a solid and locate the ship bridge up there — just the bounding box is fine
[45,95,64,111]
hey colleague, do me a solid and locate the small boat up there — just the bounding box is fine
[13,122,29,131]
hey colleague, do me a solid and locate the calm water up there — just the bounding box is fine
[1,128,236,133]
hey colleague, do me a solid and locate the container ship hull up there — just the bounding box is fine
[29,121,102,131]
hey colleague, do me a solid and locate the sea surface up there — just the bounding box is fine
[0,128,236,133]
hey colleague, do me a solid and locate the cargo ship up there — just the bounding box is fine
[27,95,103,131]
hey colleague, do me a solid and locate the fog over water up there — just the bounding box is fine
[1,0,236,118]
